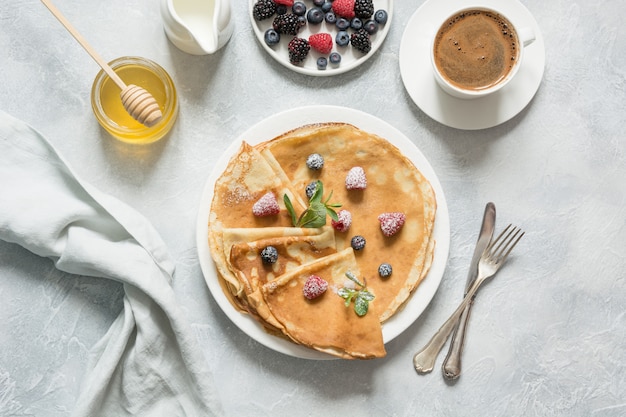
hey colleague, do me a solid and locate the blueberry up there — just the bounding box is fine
[264,29,280,46]
[312,0,325,6]
[374,9,388,24]
[317,57,328,70]
[350,17,363,30]
[321,1,333,13]
[292,1,306,16]
[336,17,350,30]
[306,153,324,170]
[335,30,350,47]
[351,235,366,251]
[363,19,378,34]
[260,246,278,264]
[378,263,393,278]
[325,11,337,24]
[305,181,318,199]
[307,7,324,24]
[276,5,287,15]
[329,52,341,65]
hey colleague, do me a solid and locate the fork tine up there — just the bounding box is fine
[498,228,524,263]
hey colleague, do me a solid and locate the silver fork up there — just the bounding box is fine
[413,224,524,374]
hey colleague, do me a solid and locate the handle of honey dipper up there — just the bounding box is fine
[40,0,127,90]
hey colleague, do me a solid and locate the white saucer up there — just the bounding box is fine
[399,0,545,130]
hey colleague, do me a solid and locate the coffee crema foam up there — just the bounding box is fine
[433,9,519,91]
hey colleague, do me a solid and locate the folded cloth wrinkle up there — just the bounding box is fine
[0,111,221,417]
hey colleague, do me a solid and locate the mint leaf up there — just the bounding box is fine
[339,272,375,316]
[354,294,370,316]
[284,194,298,226]
[284,180,341,228]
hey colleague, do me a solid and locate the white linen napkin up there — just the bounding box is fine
[0,111,221,417]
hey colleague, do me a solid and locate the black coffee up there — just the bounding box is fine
[433,9,520,91]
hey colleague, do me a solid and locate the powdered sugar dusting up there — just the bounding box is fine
[331,209,352,232]
[302,275,328,300]
[378,212,406,237]
[345,166,367,190]
[252,192,280,217]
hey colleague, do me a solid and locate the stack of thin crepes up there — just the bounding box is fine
[208,123,436,359]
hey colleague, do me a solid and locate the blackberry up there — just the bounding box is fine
[350,28,371,54]
[260,246,278,264]
[273,13,305,35]
[288,37,310,64]
[305,181,318,199]
[354,0,375,19]
[351,235,366,251]
[253,0,277,20]
[378,263,393,278]
[306,153,324,170]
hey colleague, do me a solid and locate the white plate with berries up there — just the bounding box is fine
[250,0,393,76]
[196,105,450,360]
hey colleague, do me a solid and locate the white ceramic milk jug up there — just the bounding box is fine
[161,0,234,55]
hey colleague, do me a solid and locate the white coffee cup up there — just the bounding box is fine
[431,7,535,99]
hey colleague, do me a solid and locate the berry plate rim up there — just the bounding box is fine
[249,0,394,77]
[196,105,450,360]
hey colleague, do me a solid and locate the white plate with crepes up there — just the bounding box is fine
[249,0,393,76]
[196,105,450,359]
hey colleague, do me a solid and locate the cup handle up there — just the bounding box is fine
[519,27,536,47]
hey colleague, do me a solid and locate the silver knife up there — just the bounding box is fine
[442,202,496,380]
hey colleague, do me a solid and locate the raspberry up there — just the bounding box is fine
[252,192,280,216]
[332,0,355,19]
[354,0,374,19]
[303,275,328,299]
[350,28,371,54]
[345,166,367,190]
[378,212,406,237]
[273,13,305,35]
[331,209,352,232]
[351,235,366,251]
[308,33,333,54]
[274,0,294,6]
[253,0,277,20]
[288,37,310,64]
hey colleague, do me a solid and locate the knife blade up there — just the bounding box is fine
[441,202,496,380]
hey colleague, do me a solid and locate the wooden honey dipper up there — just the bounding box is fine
[40,0,163,128]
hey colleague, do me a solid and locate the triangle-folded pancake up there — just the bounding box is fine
[257,123,437,322]
[262,248,386,359]
[226,226,337,331]
[209,141,308,298]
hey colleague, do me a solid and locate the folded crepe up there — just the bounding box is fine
[262,248,386,359]
[207,123,437,359]
[225,226,337,332]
